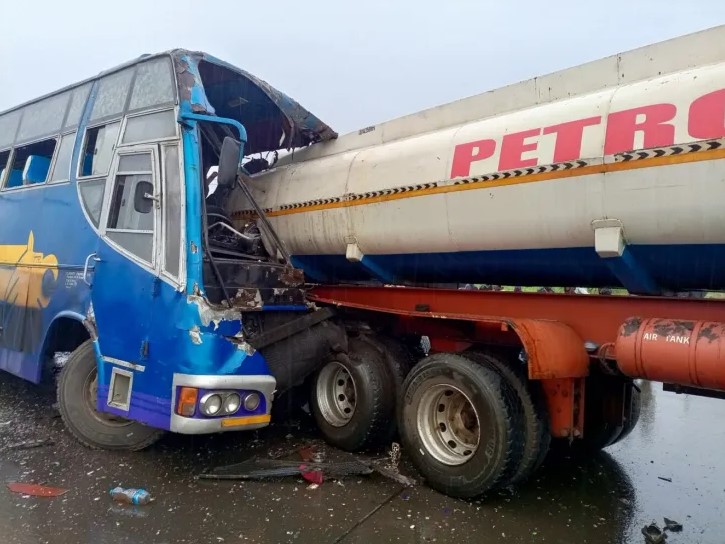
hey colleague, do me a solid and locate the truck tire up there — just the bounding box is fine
[310,338,395,451]
[398,353,523,498]
[551,376,633,456]
[608,382,642,445]
[57,340,163,451]
[358,335,415,442]
[467,351,550,485]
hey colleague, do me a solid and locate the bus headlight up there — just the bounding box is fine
[243,392,261,411]
[223,393,241,414]
[200,393,223,416]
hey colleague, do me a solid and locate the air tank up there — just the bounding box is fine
[615,317,725,391]
[231,26,725,295]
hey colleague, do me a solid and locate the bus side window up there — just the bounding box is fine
[79,122,121,178]
[162,145,182,278]
[49,132,76,183]
[2,138,57,188]
[106,152,155,264]
[0,150,10,187]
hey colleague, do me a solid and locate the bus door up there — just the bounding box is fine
[90,144,161,416]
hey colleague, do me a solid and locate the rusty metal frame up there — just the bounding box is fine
[309,285,725,439]
[310,285,725,346]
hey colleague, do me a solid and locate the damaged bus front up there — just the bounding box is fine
[0,49,340,450]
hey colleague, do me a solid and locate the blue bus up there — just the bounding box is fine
[0,50,348,450]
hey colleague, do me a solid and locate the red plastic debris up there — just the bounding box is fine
[298,446,315,463]
[299,465,324,485]
[7,483,68,497]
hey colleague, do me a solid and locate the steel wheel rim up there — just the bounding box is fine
[83,369,133,427]
[417,384,480,466]
[316,361,357,427]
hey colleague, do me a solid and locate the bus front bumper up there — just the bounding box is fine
[169,373,275,434]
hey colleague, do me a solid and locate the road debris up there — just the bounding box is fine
[658,476,673,483]
[301,467,324,485]
[663,518,683,532]
[110,487,153,505]
[6,438,54,451]
[372,464,417,487]
[642,522,668,543]
[363,442,417,487]
[388,442,401,469]
[7,483,68,497]
[197,457,373,482]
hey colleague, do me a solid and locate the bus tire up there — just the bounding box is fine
[310,338,394,451]
[398,353,522,499]
[467,351,550,485]
[57,340,163,451]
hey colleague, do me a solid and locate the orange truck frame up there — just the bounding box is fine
[306,285,725,497]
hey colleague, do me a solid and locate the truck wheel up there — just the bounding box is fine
[358,335,415,442]
[57,340,163,451]
[310,338,394,451]
[608,382,642,445]
[467,351,550,485]
[398,353,523,498]
[551,376,630,456]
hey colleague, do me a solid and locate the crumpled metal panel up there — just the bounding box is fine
[173,51,336,152]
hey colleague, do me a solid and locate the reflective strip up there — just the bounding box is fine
[220,414,271,428]
[103,356,146,373]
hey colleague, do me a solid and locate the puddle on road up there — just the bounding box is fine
[1,374,723,543]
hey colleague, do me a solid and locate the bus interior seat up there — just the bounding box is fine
[23,155,51,184]
[2,168,24,188]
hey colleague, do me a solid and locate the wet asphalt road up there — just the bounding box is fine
[0,376,723,544]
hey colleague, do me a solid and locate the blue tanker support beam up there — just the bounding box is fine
[593,219,661,295]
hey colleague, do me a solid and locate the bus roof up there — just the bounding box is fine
[0,50,337,152]
[0,50,174,118]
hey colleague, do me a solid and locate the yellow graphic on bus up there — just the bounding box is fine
[0,232,59,310]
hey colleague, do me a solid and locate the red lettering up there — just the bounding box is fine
[498,129,541,170]
[450,139,496,177]
[604,104,676,155]
[543,116,601,162]
[689,89,725,139]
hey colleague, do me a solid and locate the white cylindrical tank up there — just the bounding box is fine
[231,26,725,294]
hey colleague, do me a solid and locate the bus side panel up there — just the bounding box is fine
[0,183,96,383]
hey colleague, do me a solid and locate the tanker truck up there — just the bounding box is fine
[201,25,725,499]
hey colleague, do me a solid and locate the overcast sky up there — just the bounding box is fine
[0,1,723,134]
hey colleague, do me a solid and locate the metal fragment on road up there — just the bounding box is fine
[197,457,373,481]
[6,438,54,451]
[372,464,417,487]
[642,523,668,544]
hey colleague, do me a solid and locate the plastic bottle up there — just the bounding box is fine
[110,487,152,505]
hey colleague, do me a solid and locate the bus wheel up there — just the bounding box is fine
[311,337,395,451]
[399,353,523,499]
[57,340,163,451]
[467,351,550,485]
